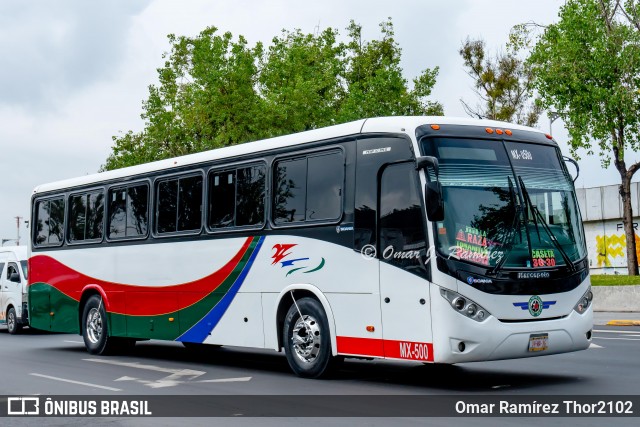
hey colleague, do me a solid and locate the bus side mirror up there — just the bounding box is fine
[417,156,444,221]
[416,156,439,175]
[563,156,580,183]
[425,181,444,222]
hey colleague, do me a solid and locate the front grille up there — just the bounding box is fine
[498,315,567,323]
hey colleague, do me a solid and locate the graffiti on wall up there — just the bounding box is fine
[594,233,640,268]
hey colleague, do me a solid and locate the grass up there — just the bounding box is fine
[590,274,640,286]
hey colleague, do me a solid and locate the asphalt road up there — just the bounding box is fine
[0,325,638,426]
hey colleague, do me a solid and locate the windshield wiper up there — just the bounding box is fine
[518,176,576,272]
[488,177,520,275]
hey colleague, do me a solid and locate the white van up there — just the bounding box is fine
[0,246,28,334]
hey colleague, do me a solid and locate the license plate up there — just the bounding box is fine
[528,333,548,352]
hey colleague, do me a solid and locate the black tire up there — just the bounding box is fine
[283,297,339,378]
[7,307,22,335]
[81,295,123,355]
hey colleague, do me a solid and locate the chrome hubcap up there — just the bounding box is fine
[291,314,321,364]
[86,308,102,344]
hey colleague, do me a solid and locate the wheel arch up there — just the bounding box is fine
[274,284,337,356]
[78,285,110,335]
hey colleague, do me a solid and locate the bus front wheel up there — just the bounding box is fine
[283,297,339,378]
[82,295,131,355]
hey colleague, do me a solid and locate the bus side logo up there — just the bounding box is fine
[271,244,325,276]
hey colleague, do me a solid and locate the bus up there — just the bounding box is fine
[28,116,592,378]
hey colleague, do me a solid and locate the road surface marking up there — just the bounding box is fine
[198,377,252,383]
[593,329,640,334]
[84,358,205,376]
[84,358,205,389]
[592,337,640,341]
[63,340,84,344]
[589,343,603,349]
[30,373,121,391]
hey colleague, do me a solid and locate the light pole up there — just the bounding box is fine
[549,111,561,137]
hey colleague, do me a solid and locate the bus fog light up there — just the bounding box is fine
[458,342,466,352]
[454,298,466,311]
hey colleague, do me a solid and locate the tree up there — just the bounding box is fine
[338,20,443,122]
[527,0,640,274]
[104,20,443,171]
[459,37,542,127]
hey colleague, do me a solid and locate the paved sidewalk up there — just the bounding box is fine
[594,311,640,326]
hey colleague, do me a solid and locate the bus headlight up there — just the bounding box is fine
[440,288,491,322]
[573,287,593,314]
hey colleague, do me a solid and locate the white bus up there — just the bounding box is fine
[28,116,592,378]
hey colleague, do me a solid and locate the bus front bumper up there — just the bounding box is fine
[430,286,593,364]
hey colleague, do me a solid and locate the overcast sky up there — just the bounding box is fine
[0,0,634,243]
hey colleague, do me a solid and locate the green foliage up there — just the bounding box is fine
[590,274,640,286]
[527,0,640,167]
[527,0,640,274]
[459,37,542,127]
[104,19,443,170]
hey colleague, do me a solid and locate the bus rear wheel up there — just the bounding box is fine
[7,307,22,335]
[283,297,339,378]
[82,295,132,355]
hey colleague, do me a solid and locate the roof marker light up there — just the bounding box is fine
[496,129,504,135]
[505,129,512,136]
[431,124,440,130]
[545,134,553,140]
[485,128,494,134]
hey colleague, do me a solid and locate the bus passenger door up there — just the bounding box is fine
[378,162,433,362]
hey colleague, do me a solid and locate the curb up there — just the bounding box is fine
[606,320,640,326]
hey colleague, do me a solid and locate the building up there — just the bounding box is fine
[577,184,640,274]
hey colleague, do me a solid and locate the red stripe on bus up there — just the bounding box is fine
[336,336,434,362]
[28,237,254,316]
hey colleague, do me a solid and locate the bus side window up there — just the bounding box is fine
[379,163,428,277]
[156,175,203,234]
[108,184,149,239]
[209,164,265,229]
[306,152,343,221]
[69,191,104,242]
[273,152,343,225]
[273,158,307,224]
[34,197,65,246]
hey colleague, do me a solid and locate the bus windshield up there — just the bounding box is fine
[423,137,587,270]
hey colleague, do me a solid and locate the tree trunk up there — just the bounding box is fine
[620,177,639,275]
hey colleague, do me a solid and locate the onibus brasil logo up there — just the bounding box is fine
[271,244,325,276]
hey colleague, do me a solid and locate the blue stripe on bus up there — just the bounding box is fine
[176,235,265,343]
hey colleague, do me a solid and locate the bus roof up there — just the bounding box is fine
[33,116,543,195]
